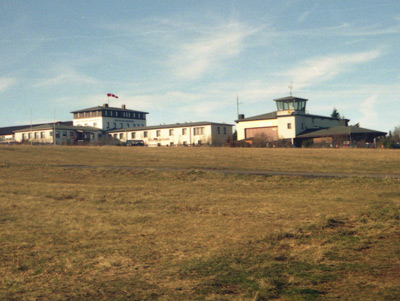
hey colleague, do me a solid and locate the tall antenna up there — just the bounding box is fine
[236,95,242,119]
[288,81,294,96]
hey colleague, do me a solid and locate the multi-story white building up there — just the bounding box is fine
[108,122,233,146]
[71,104,148,130]
[236,96,349,146]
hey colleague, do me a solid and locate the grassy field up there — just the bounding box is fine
[0,146,399,299]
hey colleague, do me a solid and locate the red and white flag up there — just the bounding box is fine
[107,93,119,99]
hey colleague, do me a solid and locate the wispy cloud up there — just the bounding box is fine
[35,66,99,87]
[0,77,16,92]
[169,22,257,80]
[282,49,382,88]
[359,95,378,128]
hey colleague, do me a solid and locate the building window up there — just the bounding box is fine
[169,129,174,136]
[217,127,220,134]
[156,130,161,137]
[106,122,110,129]
[40,132,45,138]
[22,133,25,140]
[49,131,53,137]
[287,123,292,129]
[63,131,67,137]
[301,123,304,129]
[131,132,136,139]
[182,128,187,135]
[104,111,108,116]
[56,131,60,138]
[34,132,38,139]
[223,127,226,134]
[120,123,123,128]
[113,134,117,138]
[194,127,204,135]
[70,131,74,137]
[143,131,148,138]
[119,133,124,139]
[127,123,129,128]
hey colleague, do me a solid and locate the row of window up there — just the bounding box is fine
[114,127,208,140]
[74,111,145,119]
[105,122,145,129]
[276,100,306,111]
[216,126,227,134]
[21,130,75,140]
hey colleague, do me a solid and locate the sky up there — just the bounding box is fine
[1,0,399,132]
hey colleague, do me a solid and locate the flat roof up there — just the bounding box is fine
[273,96,308,102]
[71,105,148,114]
[107,121,234,133]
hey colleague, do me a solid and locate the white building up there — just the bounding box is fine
[71,104,148,130]
[108,122,233,146]
[14,123,102,145]
[236,96,348,146]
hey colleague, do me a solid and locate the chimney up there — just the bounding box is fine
[103,103,109,108]
[238,114,245,120]
[121,104,126,109]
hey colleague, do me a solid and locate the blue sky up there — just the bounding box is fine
[1,0,399,132]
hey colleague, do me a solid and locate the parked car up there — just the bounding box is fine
[126,140,145,146]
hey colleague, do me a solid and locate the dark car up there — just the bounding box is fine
[126,140,145,146]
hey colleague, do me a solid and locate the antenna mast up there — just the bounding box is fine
[236,95,242,119]
[288,81,294,96]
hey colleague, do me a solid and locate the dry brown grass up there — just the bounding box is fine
[0,146,399,299]
[1,145,399,174]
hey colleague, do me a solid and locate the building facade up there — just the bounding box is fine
[236,96,348,145]
[71,104,148,130]
[108,122,233,146]
[14,124,102,145]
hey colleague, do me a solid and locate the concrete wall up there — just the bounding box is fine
[111,124,232,146]
[237,119,279,140]
[73,116,146,130]
[15,129,102,145]
[237,114,341,141]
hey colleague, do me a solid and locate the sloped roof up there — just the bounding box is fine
[107,121,233,133]
[71,106,148,114]
[14,124,101,133]
[0,122,73,135]
[297,126,386,138]
[236,112,278,122]
[236,111,347,123]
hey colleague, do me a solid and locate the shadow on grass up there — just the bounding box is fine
[178,202,400,299]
